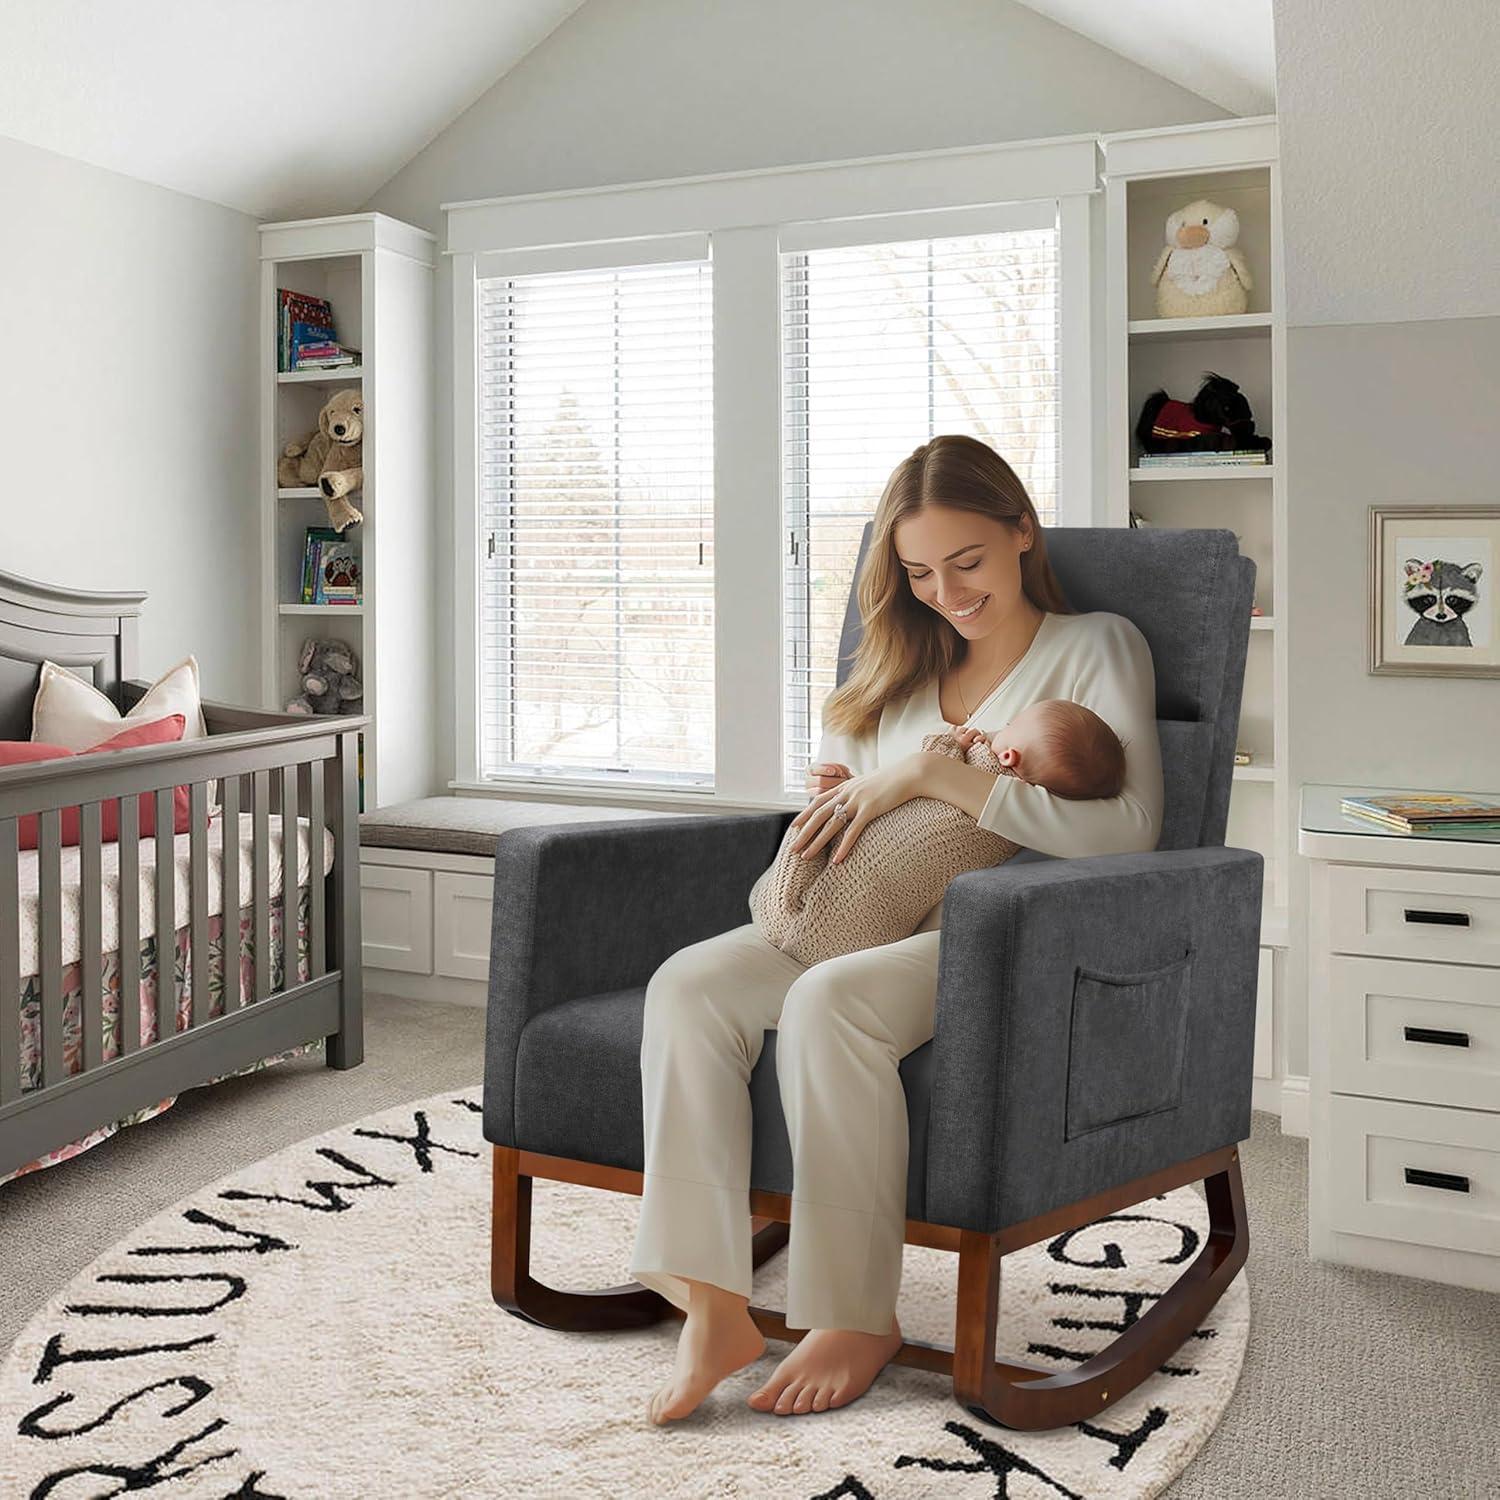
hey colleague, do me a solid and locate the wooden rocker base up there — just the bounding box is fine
[490,1141,1247,1431]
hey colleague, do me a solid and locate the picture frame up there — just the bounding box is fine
[1369,503,1497,677]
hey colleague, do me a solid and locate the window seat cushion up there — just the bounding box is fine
[358,796,694,858]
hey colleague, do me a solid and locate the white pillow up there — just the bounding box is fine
[32,655,208,749]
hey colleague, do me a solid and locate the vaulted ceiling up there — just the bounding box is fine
[0,0,1272,220]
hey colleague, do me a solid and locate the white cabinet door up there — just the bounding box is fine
[433,872,494,982]
[361,866,434,974]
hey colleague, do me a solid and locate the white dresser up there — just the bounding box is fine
[1299,783,1500,1294]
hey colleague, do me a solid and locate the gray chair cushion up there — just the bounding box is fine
[514,987,937,1221]
[360,795,691,856]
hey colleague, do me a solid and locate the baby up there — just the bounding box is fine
[751,698,1126,965]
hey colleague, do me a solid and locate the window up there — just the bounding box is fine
[476,256,715,786]
[452,139,1095,803]
[781,225,1060,791]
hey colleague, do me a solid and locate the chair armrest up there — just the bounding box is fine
[484,812,793,1145]
[925,845,1264,1233]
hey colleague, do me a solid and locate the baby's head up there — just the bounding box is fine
[981,699,1126,800]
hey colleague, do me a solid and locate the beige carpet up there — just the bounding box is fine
[2,991,1497,1496]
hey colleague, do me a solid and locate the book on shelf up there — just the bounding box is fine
[300,526,340,604]
[1137,451,1268,466]
[290,319,336,351]
[315,536,362,605]
[1341,791,1500,833]
[278,290,334,372]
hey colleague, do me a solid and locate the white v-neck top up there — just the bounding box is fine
[799,609,1165,935]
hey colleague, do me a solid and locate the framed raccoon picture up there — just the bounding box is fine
[1369,503,1498,676]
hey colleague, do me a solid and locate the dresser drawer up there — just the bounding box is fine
[1326,1094,1500,1256]
[1327,864,1500,965]
[1328,954,1500,1111]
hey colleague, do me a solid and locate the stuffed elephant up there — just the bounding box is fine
[285,638,363,715]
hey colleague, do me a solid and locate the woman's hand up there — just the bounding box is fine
[805,761,853,801]
[790,756,922,866]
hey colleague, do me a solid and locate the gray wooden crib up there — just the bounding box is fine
[0,569,364,1181]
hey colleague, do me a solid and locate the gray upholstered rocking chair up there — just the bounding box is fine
[484,524,1262,1431]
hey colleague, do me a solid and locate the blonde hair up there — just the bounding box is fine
[823,434,1075,740]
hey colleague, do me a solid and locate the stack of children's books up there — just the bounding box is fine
[1340,790,1500,834]
[301,527,363,605]
[278,289,361,372]
[294,339,360,371]
[1137,450,1268,467]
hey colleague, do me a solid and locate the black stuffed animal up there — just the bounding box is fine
[1136,372,1272,457]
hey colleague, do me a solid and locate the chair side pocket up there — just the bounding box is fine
[1064,947,1195,1140]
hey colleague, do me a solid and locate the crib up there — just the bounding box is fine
[0,570,363,1183]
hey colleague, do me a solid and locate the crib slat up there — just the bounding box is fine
[38,809,64,1090]
[189,783,209,1029]
[118,794,141,1055]
[0,818,20,1105]
[281,762,298,987]
[220,774,241,1010]
[155,787,174,1046]
[308,758,326,977]
[252,769,270,1002]
[80,802,104,1073]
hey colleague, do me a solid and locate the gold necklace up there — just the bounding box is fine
[953,617,1041,723]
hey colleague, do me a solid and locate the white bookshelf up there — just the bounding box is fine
[258,212,436,812]
[1100,116,1289,1105]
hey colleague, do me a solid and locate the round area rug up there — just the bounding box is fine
[0,1086,1248,1498]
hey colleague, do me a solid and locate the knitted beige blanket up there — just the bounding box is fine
[752,730,1021,965]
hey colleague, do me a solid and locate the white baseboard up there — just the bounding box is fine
[1279,1074,1309,1137]
[364,969,488,1008]
[1250,1076,1282,1116]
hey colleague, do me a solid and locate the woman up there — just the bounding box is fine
[631,434,1165,1426]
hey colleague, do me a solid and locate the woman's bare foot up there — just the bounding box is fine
[647,1278,767,1425]
[746,1316,903,1415]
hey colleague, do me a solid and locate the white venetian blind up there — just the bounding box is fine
[477,255,715,786]
[781,225,1060,793]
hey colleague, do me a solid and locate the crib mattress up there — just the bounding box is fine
[14,812,335,980]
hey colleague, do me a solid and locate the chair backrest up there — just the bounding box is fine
[834,524,1255,850]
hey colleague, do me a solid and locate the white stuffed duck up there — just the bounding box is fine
[1149,198,1252,318]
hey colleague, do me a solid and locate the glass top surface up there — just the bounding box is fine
[1300,782,1500,844]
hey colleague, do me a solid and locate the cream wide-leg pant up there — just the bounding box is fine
[627,919,943,1336]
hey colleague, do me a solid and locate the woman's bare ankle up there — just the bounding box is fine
[681,1276,751,1320]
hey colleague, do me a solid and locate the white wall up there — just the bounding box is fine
[361,0,1230,789]
[1274,0,1500,1076]
[0,132,261,700]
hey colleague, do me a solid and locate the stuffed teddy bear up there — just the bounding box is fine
[1149,198,1253,319]
[284,638,363,716]
[277,389,365,532]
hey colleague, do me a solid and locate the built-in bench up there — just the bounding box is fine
[358,797,694,1004]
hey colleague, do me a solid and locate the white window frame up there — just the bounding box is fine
[447,133,1100,810]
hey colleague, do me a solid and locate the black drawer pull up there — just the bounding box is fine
[1403,1025,1471,1048]
[1402,907,1470,927]
[1404,1167,1470,1194]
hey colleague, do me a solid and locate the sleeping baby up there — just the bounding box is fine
[751,697,1127,965]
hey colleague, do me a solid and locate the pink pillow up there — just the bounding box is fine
[0,715,192,850]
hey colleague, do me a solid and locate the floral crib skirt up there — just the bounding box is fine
[2,886,324,1188]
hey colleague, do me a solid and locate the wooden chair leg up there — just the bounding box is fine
[952,1152,1249,1430]
[489,1146,790,1330]
[490,1141,1246,1433]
